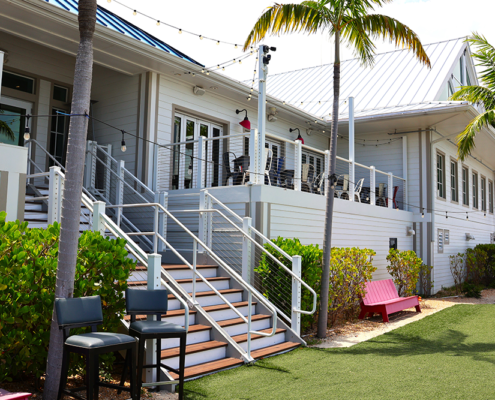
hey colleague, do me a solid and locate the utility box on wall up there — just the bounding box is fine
[0,143,27,222]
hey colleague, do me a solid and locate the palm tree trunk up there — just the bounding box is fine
[43,1,97,398]
[317,30,340,338]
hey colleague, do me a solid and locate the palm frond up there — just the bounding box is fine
[466,33,495,90]
[0,120,15,141]
[347,14,431,68]
[450,85,495,111]
[243,3,329,51]
[456,109,495,161]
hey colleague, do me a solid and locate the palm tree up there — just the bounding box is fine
[43,0,97,397]
[0,111,15,141]
[451,33,495,160]
[243,0,431,338]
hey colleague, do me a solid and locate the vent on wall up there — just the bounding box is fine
[193,86,206,96]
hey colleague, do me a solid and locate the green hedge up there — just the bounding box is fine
[386,249,423,296]
[0,212,136,383]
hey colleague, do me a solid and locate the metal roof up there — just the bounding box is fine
[263,38,468,120]
[43,0,202,66]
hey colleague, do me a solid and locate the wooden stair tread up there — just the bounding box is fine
[169,357,243,380]
[231,328,286,343]
[203,301,255,313]
[217,314,271,327]
[174,277,229,283]
[188,288,242,298]
[123,307,196,321]
[161,340,227,359]
[251,342,300,359]
[162,264,218,270]
[127,281,147,286]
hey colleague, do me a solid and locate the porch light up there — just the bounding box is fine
[236,109,251,130]
[121,130,127,153]
[290,128,304,144]
[23,115,30,140]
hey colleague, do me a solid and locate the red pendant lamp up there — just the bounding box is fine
[290,128,304,144]
[236,109,251,130]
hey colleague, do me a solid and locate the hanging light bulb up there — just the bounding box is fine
[222,67,225,71]
[206,71,210,75]
[466,212,469,220]
[199,35,203,40]
[156,20,160,26]
[133,10,137,16]
[484,212,487,218]
[23,115,30,140]
[250,88,253,92]
[239,60,242,64]
[421,209,425,218]
[247,97,251,101]
[217,64,220,69]
[283,101,286,105]
[201,69,205,73]
[235,44,238,49]
[217,41,220,45]
[179,29,182,34]
[446,211,448,219]
[121,131,127,152]
[107,0,111,2]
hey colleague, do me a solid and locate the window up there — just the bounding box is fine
[462,166,469,206]
[450,160,458,202]
[437,152,445,198]
[472,172,479,209]
[53,85,68,102]
[1,71,34,94]
[302,151,323,178]
[49,108,69,166]
[481,177,487,212]
[489,180,494,214]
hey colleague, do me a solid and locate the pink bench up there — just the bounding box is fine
[0,390,31,400]
[359,279,421,323]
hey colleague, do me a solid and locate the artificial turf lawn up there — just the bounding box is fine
[184,305,495,399]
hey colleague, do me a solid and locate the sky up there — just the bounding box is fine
[99,0,495,83]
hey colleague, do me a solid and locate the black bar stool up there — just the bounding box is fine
[121,288,187,399]
[55,295,137,400]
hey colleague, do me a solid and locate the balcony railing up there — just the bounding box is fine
[155,130,407,210]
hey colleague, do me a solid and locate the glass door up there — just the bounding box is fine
[0,97,32,147]
[49,108,69,167]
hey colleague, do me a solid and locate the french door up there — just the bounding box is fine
[172,113,223,190]
[0,96,32,147]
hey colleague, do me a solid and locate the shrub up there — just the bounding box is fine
[0,212,136,383]
[386,249,422,296]
[473,244,495,285]
[328,248,376,326]
[418,264,434,296]
[462,282,482,299]
[450,253,466,294]
[466,248,488,286]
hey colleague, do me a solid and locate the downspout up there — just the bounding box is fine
[430,131,436,284]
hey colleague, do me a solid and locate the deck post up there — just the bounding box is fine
[104,144,112,200]
[370,166,376,206]
[146,253,162,384]
[197,135,204,189]
[92,201,106,235]
[48,166,63,224]
[292,256,302,336]
[294,140,302,191]
[388,172,393,208]
[242,217,253,285]
[348,96,355,202]
[116,160,125,226]
[249,128,258,184]
[324,150,330,195]
[402,136,408,211]
[198,190,207,253]
[155,191,167,252]
[84,141,95,190]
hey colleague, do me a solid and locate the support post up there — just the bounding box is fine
[292,256,302,336]
[370,166,376,206]
[206,194,213,249]
[198,190,208,253]
[48,166,63,224]
[196,136,204,189]
[242,217,253,285]
[0,51,4,101]
[257,46,267,186]
[388,172,393,209]
[294,140,302,191]
[104,144,112,200]
[402,136,408,211]
[324,150,330,195]
[116,160,125,226]
[249,129,258,184]
[146,253,162,384]
[83,141,94,190]
[155,191,167,252]
[92,201,106,235]
[348,96,355,202]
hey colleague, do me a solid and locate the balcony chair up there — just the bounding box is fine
[354,178,365,202]
[301,163,315,193]
[121,288,187,400]
[315,172,325,195]
[222,152,236,186]
[55,295,137,400]
[385,185,400,208]
[275,157,285,187]
[335,174,349,199]
[376,182,387,207]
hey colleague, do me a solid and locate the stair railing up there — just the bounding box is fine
[200,190,317,337]
[107,201,278,362]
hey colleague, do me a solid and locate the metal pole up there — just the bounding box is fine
[388,172,393,209]
[153,206,158,253]
[258,46,267,185]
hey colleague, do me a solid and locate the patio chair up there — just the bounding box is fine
[222,152,236,186]
[120,289,187,399]
[354,178,365,202]
[276,157,285,186]
[315,172,325,195]
[386,185,400,208]
[301,163,315,193]
[335,174,349,199]
[55,295,137,400]
[264,148,273,185]
[376,182,387,207]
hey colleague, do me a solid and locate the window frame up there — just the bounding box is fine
[1,70,35,94]
[462,165,469,207]
[489,179,494,214]
[481,175,487,212]
[472,170,479,209]
[450,158,459,203]
[436,151,446,200]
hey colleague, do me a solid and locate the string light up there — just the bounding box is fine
[23,115,30,140]
[446,211,448,219]
[133,10,137,16]
[156,20,160,26]
[217,41,220,45]
[421,209,425,218]
[199,35,203,40]
[121,130,127,152]
[466,212,469,220]
[179,29,182,34]
[484,212,487,218]
[235,44,238,49]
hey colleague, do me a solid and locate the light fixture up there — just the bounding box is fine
[199,35,203,40]
[206,71,210,75]
[156,20,160,26]
[235,44,238,49]
[421,209,424,218]
[133,10,137,16]
[290,128,304,144]
[484,212,487,218]
[466,212,469,220]
[121,130,127,152]
[236,109,251,130]
[23,114,30,140]
[179,29,182,34]
[222,67,225,71]
[217,41,220,45]
[466,233,475,241]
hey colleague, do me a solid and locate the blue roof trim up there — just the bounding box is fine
[43,0,203,66]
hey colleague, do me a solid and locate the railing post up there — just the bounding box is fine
[197,136,204,189]
[249,129,258,184]
[116,160,125,226]
[146,253,162,384]
[192,241,198,305]
[242,217,253,285]
[198,190,208,253]
[153,206,159,253]
[48,166,63,224]
[25,141,32,182]
[292,255,302,336]
[92,201,106,235]
[324,150,330,195]
[294,140,302,191]
[155,191,167,252]
[104,144,112,200]
[90,141,97,193]
[206,194,213,248]
[388,172,393,209]
[370,166,376,206]
[349,160,355,202]
[84,141,94,190]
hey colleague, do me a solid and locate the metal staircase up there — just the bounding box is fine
[23,140,316,388]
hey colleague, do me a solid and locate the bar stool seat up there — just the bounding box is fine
[130,320,187,334]
[66,332,136,348]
